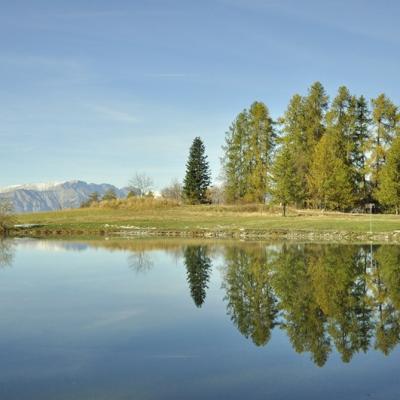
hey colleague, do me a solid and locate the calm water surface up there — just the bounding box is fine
[0,238,399,399]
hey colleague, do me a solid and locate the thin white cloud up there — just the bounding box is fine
[1,55,83,72]
[82,309,144,330]
[144,73,197,79]
[0,54,90,85]
[53,10,126,19]
[217,0,282,9]
[86,104,138,123]
[219,0,399,45]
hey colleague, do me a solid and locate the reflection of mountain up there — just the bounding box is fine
[0,240,14,268]
[14,239,89,253]
[222,243,400,366]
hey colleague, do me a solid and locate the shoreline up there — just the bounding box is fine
[9,226,400,243]
[7,206,400,243]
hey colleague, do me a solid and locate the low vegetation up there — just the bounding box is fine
[10,199,400,239]
[0,200,16,235]
[89,196,180,210]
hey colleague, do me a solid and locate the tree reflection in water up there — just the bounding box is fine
[222,246,278,346]
[3,238,400,366]
[220,243,400,366]
[0,239,14,268]
[184,246,212,308]
[128,251,154,273]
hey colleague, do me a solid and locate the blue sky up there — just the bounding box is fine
[1,0,400,189]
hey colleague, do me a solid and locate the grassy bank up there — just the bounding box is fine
[9,203,400,241]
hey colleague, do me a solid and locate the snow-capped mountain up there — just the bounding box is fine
[0,180,129,213]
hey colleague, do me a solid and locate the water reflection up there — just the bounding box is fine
[184,246,212,307]
[6,239,400,367]
[0,239,14,267]
[222,243,400,366]
[117,239,400,365]
[128,250,154,273]
[223,246,278,346]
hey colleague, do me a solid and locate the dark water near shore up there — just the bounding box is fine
[1,238,400,399]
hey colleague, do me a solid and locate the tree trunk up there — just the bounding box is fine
[283,203,286,217]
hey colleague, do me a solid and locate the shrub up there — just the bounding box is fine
[0,200,16,235]
[91,196,180,211]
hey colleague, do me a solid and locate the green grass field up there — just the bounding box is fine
[12,204,400,235]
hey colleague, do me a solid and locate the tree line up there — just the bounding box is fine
[80,82,400,213]
[221,82,400,214]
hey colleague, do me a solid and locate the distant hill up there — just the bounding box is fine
[0,180,130,213]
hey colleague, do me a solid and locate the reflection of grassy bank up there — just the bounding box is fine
[9,204,400,242]
[74,237,227,254]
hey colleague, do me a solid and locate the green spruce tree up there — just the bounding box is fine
[183,137,211,204]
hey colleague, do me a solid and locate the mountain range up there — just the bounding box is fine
[0,180,129,213]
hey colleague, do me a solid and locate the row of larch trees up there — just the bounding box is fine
[222,82,400,214]
[222,101,275,203]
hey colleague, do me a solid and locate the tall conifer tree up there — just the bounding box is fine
[370,94,399,189]
[303,82,329,151]
[308,132,355,210]
[222,111,249,202]
[376,136,400,214]
[279,94,308,206]
[222,102,275,203]
[353,96,372,204]
[183,137,211,204]
[271,146,301,216]
[245,102,275,202]
[325,86,361,208]
[302,82,329,201]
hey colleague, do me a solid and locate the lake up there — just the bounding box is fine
[0,238,399,399]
